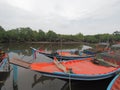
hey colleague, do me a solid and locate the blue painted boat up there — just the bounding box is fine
[0,50,10,75]
[83,49,96,55]
[31,47,94,60]
[107,73,120,90]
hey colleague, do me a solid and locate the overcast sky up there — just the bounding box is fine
[0,0,120,35]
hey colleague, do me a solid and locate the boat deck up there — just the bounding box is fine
[9,57,119,75]
[31,58,118,75]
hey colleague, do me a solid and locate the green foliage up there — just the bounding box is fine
[84,35,98,43]
[46,30,58,41]
[75,33,84,41]
[38,29,46,41]
[0,26,6,42]
[60,35,76,41]
[112,31,120,42]
[0,25,120,43]
[113,31,120,35]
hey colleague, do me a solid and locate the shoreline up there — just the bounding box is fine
[26,41,83,44]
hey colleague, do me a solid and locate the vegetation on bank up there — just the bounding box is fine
[0,26,120,43]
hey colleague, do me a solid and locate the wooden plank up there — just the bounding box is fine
[10,58,31,69]
[53,58,67,73]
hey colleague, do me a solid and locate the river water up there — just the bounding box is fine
[0,43,113,90]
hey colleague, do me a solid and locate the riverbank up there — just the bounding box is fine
[26,41,84,44]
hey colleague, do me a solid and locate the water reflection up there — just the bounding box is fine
[6,51,65,90]
[0,72,10,89]
[32,74,55,88]
[13,82,18,90]
[61,77,114,90]
[1,43,83,56]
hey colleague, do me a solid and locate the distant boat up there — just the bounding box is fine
[83,43,110,55]
[31,47,94,60]
[107,73,120,90]
[110,44,120,54]
[98,44,120,66]
[111,44,120,48]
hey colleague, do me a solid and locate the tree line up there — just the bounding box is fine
[0,26,120,43]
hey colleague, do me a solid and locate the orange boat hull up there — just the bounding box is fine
[107,74,120,90]
[30,58,120,80]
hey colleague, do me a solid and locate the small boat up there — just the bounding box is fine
[83,43,110,55]
[0,49,10,75]
[98,44,120,66]
[31,47,94,60]
[99,52,120,66]
[110,44,120,54]
[96,42,110,52]
[30,57,120,81]
[107,73,120,90]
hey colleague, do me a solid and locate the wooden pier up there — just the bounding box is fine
[10,58,31,69]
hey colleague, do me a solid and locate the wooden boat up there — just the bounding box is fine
[107,74,120,90]
[30,57,120,81]
[96,42,110,52]
[98,44,120,66]
[10,47,120,81]
[83,43,110,55]
[31,47,94,60]
[99,52,120,66]
[0,49,10,75]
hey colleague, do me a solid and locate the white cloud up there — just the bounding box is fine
[0,0,120,35]
[6,0,33,11]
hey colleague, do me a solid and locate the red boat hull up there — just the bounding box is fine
[107,74,120,90]
[30,58,120,80]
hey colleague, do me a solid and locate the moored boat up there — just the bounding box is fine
[30,57,120,81]
[0,49,10,75]
[31,47,94,60]
[83,42,110,55]
[98,44,120,66]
